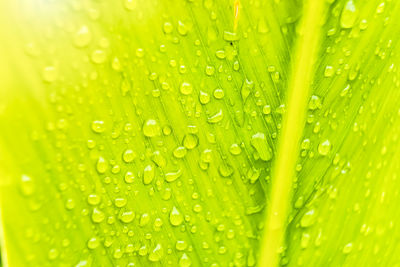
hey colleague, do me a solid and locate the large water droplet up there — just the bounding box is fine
[143,119,161,137]
[251,133,272,161]
[170,206,183,226]
[340,0,358,28]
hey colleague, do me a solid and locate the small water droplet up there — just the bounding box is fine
[324,65,334,77]
[91,50,107,64]
[308,95,322,110]
[229,143,242,155]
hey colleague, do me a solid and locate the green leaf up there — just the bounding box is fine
[1,0,400,266]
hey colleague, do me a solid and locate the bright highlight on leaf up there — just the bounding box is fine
[1,0,400,266]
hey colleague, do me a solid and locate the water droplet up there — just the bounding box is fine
[343,242,353,254]
[179,253,192,267]
[340,0,358,29]
[143,165,155,184]
[180,82,193,95]
[178,21,188,35]
[301,233,310,248]
[140,213,150,226]
[241,79,254,102]
[91,120,105,133]
[318,140,332,156]
[199,91,210,104]
[173,146,187,158]
[176,240,187,251]
[91,50,107,64]
[87,237,100,249]
[163,21,173,33]
[183,134,199,149]
[300,208,316,227]
[92,208,105,223]
[42,66,57,83]
[96,157,108,174]
[308,95,322,110]
[170,206,183,226]
[74,25,91,47]
[223,31,239,41]
[123,149,136,163]
[119,210,135,223]
[229,143,242,155]
[215,50,226,59]
[124,171,135,184]
[20,174,35,196]
[324,65,334,77]
[87,194,101,205]
[376,2,385,14]
[48,248,59,260]
[263,105,271,115]
[148,244,164,262]
[124,0,136,10]
[65,199,75,210]
[218,163,234,177]
[205,65,215,76]
[165,169,182,183]
[207,110,223,123]
[251,133,272,161]
[213,88,224,99]
[115,197,127,208]
[151,150,166,167]
[143,119,161,137]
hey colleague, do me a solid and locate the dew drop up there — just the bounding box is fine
[340,0,358,29]
[114,197,127,208]
[173,146,187,158]
[91,50,107,64]
[170,206,183,226]
[96,157,108,174]
[92,208,105,223]
[199,91,210,104]
[124,171,135,184]
[324,66,334,77]
[229,143,242,155]
[87,237,100,249]
[42,66,57,83]
[122,149,136,163]
[179,253,192,267]
[74,25,91,47]
[87,194,101,205]
[143,165,155,184]
[318,140,332,156]
[165,169,182,183]
[308,95,322,110]
[183,134,199,149]
[207,109,223,123]
[218,163,234,177]
[143,119,161,137]
[91,120,105,133]
[148,244,164,262]
[180,82,193,95]
[300,209,316,227]
[119,211,135,223]
[20,174,35,196]
[251,133,272,161]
